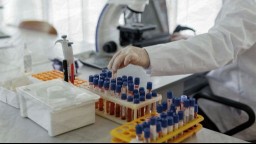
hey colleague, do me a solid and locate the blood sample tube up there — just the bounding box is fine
[189,98,195,121]
[127,96,134,122]
[178,111,184,135]
[136,124,143,142]
[110,83,116,97]
[121,93,127,120]
[104,81,110,114]
[157,104,163,115]
[150,117,157,141]
[173,114,179,131]
[115,85,122,117]
[194,104,198,119]
[128,83,134,96]
[89,75,94,89]
[98,79,104,93]
[184,99,190,124]
[151,91,158,113]
[109,83,116,116]
[134,98,140,119]
[134,77,140,89]
[167,91,173,110]
[162,101,168,113]
[174,98,181,114]
[180,95,188,111]
[144,128,151,143]
[146,82,152,94]
[156,122,162,139]
[139,96,145,117]
[145,93,152,114]
[121,82,127,94]
[93,78,99,91]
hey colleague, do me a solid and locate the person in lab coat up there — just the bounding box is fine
[108,0,256,141]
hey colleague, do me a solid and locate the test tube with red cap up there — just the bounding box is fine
[127,96,134,122]
[121,93,127,120]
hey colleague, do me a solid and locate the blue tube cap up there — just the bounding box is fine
[167,110,174,117]
[140,91,145,97]
[160,113,167,119]
[170,105,176,112]
[162,119,168,128]
[157,104,163,113]
[94,74,99,79]
[142,122,149,129]
[110,83,116,91]
[184,99,190,108]
[157,122,162,132]
[111,79,116,84]
[173,114,179,123]
[144,128,150,139]
[134,93,140,99]
[162,101,168,111]
[121,93,127,100]
[104,81,110,89]
[128,84,134,91]
[167,116,174,126]
[93,78,99,85]
[167,91,173,99]
[98,79,104,87]
[178,111,184,120]
[122,82,127,86]
[147,82,152,90]
[122,75,127,80]
[150,117,157,125]
[174,98,181,107]
[133,89,139,95]
[134,98,140,104]
[127,96,134,102]
[136,124,143,135]
[195,104,198,113]
[146,93,152,100]
[107,71,112,78]
[128,76,133,82]
[181,95,188,102]
[89,75,94,82]
[190,98,196,107]
[116,85,122,93]
[135,77,140,85]
[152,91,157,97]
[139,87,145,93]
[140,96,145,102]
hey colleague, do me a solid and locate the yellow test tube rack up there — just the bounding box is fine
[80,82,162,124]
[110,114,204,143]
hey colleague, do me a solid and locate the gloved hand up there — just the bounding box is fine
[108,46,150,73]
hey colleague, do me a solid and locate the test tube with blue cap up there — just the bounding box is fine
[107,71,112,78]
[157,104,163,115]
[104,81,110,114]
[184,99,190,124]
[139,96,145,117]
[134,98,140,119]
[151,91,158,113]
[121,82,127,94]
[115,85,122,118]
[121,93,127,120]
[162,119,168,137]
[160,113,167,119]
[189,98,196,121]
[181,95,188,111]
[173,114,179,131]
[136,124,144,142]
[98,79,104,93]
[162,101,168,113]
[89,75,94,89]
[93,77,99,92]
[178,111,184,128]
[194,104,199,119]
[167,116,174,134]
[167,91,173,110]
[144,128,151,143]
[150,117,157,141]
[128,76,133,83]
[134,77,140,89]
[156,122,162,139]
[127,96,134,122]
[146,82,152,94]
[145,93,152,114]
[174,98,181,113]
[128,83,134,96]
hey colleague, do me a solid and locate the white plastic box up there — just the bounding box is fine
[17,79,100,136]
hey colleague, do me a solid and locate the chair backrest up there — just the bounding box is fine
[19,20,57,35]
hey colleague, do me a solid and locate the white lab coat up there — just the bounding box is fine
[145,0,256,141]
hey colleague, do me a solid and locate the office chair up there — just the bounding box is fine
[183,73,255,138]
[19,20,58,35]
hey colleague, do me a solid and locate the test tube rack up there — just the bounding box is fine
[31,70,86,87]
[110,114,204,143]
[80,82,162,124]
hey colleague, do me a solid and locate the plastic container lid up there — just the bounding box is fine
[134,77,140,85]
[174,98,181,107]
[181,95,188,102]
[93,78,99,86]
[173,114,179,123]
[89,75,94,83]
[184,99,190,108]
[178,111,184,120]
[162,119,168,128]
[146,93,152,99]
[157,122,162,132]
[134,98,140,104]
[167,91,173,99]
[121,93,127,100]
[140,96,145,102]
[144,128,150,139]
[136,124,143,135]
[190,98,195,107]
[150,117,157,125]
[147,82,152,89]
[152,91,157,97]
[134,93,140,99]
[127,96,133,102]
[167,117,174,126]
[162,101,168,111]
[195,104,198,113]
[128,84,134,91]
[157,104,163,113]
[19,79,100,111]
[110,83,116,91]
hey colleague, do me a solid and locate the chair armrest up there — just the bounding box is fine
[193,92,255,136]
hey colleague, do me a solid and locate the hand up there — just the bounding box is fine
[171,32,191,41]
[108,46,150,73]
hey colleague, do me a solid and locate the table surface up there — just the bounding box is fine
[0,26,249,143]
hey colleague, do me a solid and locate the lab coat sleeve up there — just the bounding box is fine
[144,0,256,76]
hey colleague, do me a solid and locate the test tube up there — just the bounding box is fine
[150,117,157,141]
[134,77,140,89]
[157,104,163,115]
[162,101,168,113]
[127,96,134,122]
[162,119,168,137]
[136,124,143,142]
[184,100,190,124]
[145,93,152,114]
[144,128,151,143]
[134,98,140,119]
[122,75,127,81]
[121,82,127,94]
[146,82,152,94]
[104,81,110,114]
[178,111,184,135]
[121,93,127,120]
[180,95,188,111]
[194,104,198,119]
[134,93,140,100]
[167,91,173,110]
[139,96,145,117]
[93,78,99,92]
[128,83,134,96]
[110,83,116,97]
[151,91,157,113]
[174,98,181,114]
[173,114,179,131]
[109,83,116,116]
[167,116,174,133]
[115,85,122,118]
[156,122,162,139]
[98,79,104,93]
[89,75,94,89]
[160,113,167,119]
[139,87,145,94]
[189,98,195,121]
[170,104,176,113]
